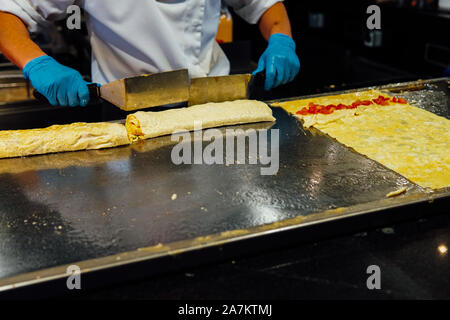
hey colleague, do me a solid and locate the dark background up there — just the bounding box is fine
[229,0,450,99]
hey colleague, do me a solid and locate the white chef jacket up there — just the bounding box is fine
[0,0,282,84]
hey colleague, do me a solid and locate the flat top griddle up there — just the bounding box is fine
[0,78,448,293]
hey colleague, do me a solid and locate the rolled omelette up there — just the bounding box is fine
[0,122,130,159]
[126,99,276,142]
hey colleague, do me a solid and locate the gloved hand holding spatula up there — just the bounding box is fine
[23,55,91,107]
[253,33,300,91]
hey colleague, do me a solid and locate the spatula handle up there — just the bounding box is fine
[248,71,268,100]
[87,83,101,104]
[33,83,101,106]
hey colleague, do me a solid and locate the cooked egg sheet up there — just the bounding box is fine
[274,91,450,190]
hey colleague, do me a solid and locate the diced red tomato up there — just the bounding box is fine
[373,95,390,106]
[320,108,334,114]
[351,100,362,108]
[294,94,405,116]
[317,105,334,114]
[296,108,309,115]
[309,105,318,113]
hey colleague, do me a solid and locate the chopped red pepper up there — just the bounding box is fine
[373,95,391,106]
[351,100,363,108]
[318,105,335,114]
[296,108,309,115]
[295,95,406,116]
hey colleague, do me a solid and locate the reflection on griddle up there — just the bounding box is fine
[131,121,275,153]
[0,146,131,174]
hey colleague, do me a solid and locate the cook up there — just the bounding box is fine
[0,0,300,107]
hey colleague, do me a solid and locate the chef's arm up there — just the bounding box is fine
[258,2,292,40]
[0,12,46,69]
[0,11,90,107]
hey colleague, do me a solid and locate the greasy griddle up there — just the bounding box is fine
[0,78,448,294]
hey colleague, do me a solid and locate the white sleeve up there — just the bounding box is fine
[0,0,78,32]
[223,0,284,24]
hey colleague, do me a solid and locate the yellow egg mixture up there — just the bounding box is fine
[272,90,450,190]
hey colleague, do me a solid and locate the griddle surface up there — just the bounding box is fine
[0,78,448,291]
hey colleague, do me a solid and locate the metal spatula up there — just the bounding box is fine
[34,69,190,111]
[188,71,267,106]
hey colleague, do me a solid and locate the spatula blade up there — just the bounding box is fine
[188,74,252,106]
[100,69,189,111]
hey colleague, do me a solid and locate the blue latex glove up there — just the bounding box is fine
[252,33,300,91]
[23,55,90,107]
